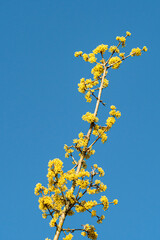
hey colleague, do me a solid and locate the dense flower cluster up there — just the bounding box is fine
[108,56,122,69]
[130,47,142,56]
[82,112,99,124]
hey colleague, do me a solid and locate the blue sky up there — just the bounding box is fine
[0,1,159,240]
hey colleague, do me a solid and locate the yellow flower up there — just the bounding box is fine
[81,232,87,236]
[113,199,118,205]
[93,44,108,54]
[91,210,97,217]
[83,53,89,61]
[119,52,125,59]
[110,105,116,110]
[63,233,73,240]
[82,112,99,124]
[74,51,83,57]
[130,47,142,56]
[116,36,126,47]
[143,46,148,52]
[109,45,119,53]
[108,56,122,69]
[100,196,109,210]
[91,63,104,79]
[126,31,131,36]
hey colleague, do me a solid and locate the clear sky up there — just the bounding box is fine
[0,1,159,240]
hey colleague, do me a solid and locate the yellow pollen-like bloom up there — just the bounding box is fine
[93,44,108,54]
[130,47,142,56]
[74,51,83,57]
[113,199,118,205]
[91,210,97,217]
[63,233,73,240]
[81,232,87,236]
[119,52,125,59]
[109,45,119,53]
[82,112,99,124]
[100,196,109,210]
[142,46,148,52]
[91,63,104,79]
[83,53,89,61]
[126,31,131,36]
[110,105,116,110]
[108,56,122,69]
[116,36,126,47]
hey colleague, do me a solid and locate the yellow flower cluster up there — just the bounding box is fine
[49,213,59,227]
[84,200,97,209]
[85,91,92,103]
[83,224,98,240]
[73,132,88,148]
[106,117,116,128]
[38,196,54,211]
[126,31,131,36]
[34,183,44,196]
[103,78,109,88]
[78,78,86,93]
[78,78,100,102]
[113,199,118,205]
[142,46,148,52]
[100,196,109,210]
[119,52,125,59]
[130,47,142,56]
[91,210,97,217]
[65,189,75,204]
[93,164,105,177]
[75,201,86,212]
[109,107,121,118]
[108,56,122,69]
[116,36,126,47]
[63,233,73,240]
[109,45,119,53]
[88,53,97,63]
[91,63,104,79]
[83,53,89,61]
[82,112,99,124]
[92,125,108,143]
[74,51,83,57]
[64,144,74,158]
[93,44,108,54]
[76,179,89,189]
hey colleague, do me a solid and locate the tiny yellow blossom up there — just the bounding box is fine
[63,233,73,240]
[126,31,131,36]
[83,53,89,61]
[91,210,97,217]
[113,199,118,205]
[108,56,122,69]
[91,63,104,79]
[93,44,108,54]
[109,45,119,53]
[130,47,142,56]
[116,36,126,47]
[142,46,148,52]
[119,52,125,59]
[81,232,87,237]
[110,105,116,110]
[100,196,109,210]
[74,51,83,57]
[82,112,99,124]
